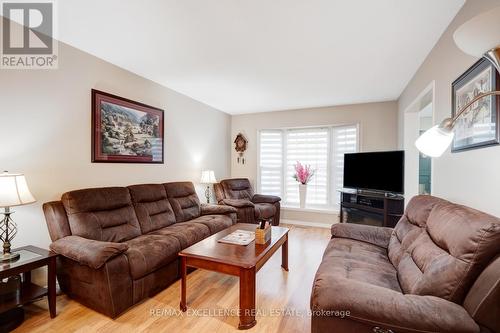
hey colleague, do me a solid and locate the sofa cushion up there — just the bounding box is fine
[463,255,500,333]
[148,222,210,249]
[50,235,128,269]
[389,195,500,303]
[252,194,281,204]
[220,178,254,200]
[311,271,479,333]
[62,187,141,242]
[128,184,176,234]
[331,223,393,249]
[189,215,233,234]
[43,201,72,241]
[254,203,276,220]
[164,182,201,222]
[320,237,402,292]
[200,204,237,216]
[124,234,181,279]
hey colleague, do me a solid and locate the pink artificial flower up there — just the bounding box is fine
[293,161,316,184]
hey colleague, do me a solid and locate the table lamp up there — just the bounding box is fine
[200,170,217,203]
[0,171,36,262]
[416,6,500,157]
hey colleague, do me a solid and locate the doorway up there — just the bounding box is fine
[418,103,432,195]
[403,82,434,200]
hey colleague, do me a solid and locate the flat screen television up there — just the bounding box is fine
[343,151,405,194]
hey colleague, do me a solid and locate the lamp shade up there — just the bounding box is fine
[415,125,455,158]
[453,6,500,58]
[0,172,36,208]
[200,170,217,184]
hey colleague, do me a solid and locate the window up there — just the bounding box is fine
[285,128,329,206]
[259,130,283,197]
[258,125,358,209]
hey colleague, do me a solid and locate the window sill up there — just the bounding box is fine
[282,206,339,215]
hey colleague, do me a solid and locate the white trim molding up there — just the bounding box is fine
[281,219,335,229]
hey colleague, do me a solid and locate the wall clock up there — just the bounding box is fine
[234,133,248,164]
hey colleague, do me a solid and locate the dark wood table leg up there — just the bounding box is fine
[23,271,31,284]
[180,256,187,312]
[282,234,289,271]
[238,267,256,330]
[339,203,343,223]
[47,256,56,318]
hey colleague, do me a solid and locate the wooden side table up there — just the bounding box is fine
[0,245,58,318]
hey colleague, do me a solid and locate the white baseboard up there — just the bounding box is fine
[281,218,334,229]
[282,206,339,215]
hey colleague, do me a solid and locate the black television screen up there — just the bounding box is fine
[343,151,405,194]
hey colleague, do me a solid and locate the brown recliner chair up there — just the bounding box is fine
[214,178,281,225]
[310,195,500,333]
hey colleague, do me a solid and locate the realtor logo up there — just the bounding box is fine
[1,0,58,69]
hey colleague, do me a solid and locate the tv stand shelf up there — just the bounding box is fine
[339,190,404,228]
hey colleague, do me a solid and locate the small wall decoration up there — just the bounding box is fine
[234,133,248,164]
[92,89,164,163]
[452,58,500,152]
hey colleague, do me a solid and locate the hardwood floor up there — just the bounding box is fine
[14,225,331,333]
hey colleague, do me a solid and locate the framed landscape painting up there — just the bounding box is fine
[92,89,164,163]
[451,58,500,152]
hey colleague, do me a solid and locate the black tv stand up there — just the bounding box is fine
[339,190,404,228]
[355,189,403,198]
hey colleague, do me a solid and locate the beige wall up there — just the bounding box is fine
[231,102,399,222]
[0,41,231,250]
[398,0,500,216]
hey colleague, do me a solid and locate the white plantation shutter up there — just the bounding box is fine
[332,125,358,205]
[285,128,329,206]
[259,130,283,197]
[258,125,358,209]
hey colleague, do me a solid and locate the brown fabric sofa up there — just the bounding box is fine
[311,195,500,333]
[43,182,237,318]
[214,178,281,225]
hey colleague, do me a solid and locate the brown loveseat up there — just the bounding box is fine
[311,195,500,333]
[214,178,281,225]
[43,182,237,318]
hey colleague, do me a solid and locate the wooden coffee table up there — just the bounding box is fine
[179,223,289,330]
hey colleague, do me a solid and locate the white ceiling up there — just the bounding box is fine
[58,0,465,114]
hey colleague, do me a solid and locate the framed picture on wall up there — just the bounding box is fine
[92,89,164,163]
[451,58,500,152]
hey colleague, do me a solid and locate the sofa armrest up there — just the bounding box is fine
[50,235,128,269]
[311,278,479,333]
[331,223,393,249]
[252,194,281,204]
[201,204,237,215]
[220,198,255,208]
